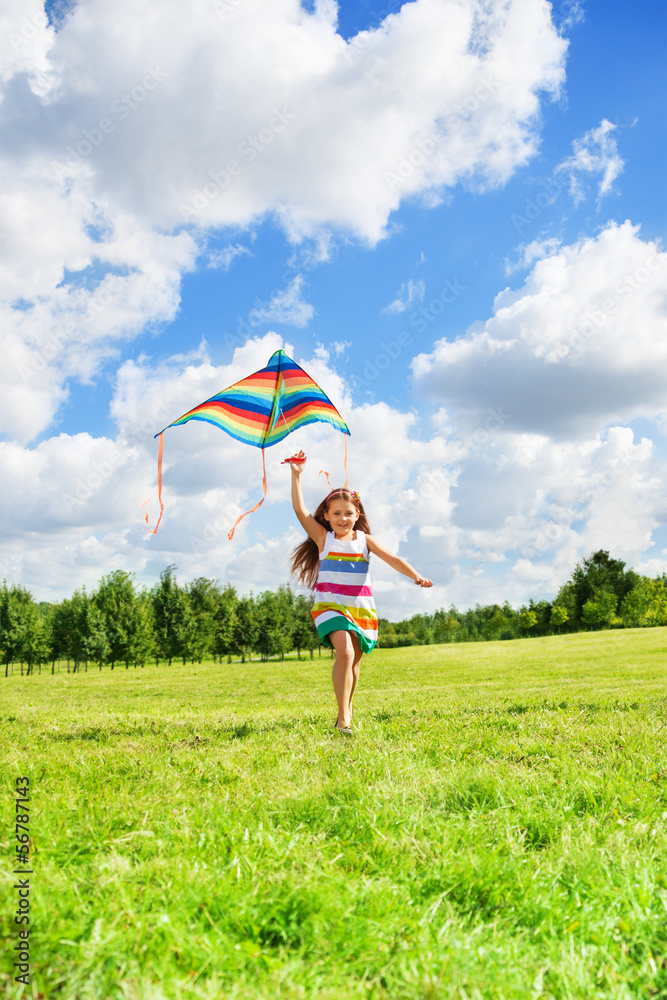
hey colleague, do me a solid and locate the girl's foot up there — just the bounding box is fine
[336,725,352,736]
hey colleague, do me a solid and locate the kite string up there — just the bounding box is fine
[228,448,268,540]
[143,433,164,535]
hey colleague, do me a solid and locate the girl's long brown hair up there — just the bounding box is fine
[290,489,372,590]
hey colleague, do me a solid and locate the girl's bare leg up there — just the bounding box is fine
[329,630,356,728]
[348,635,362,720]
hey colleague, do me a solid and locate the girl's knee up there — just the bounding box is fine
[338,646,355,666]
[331,631,355,662]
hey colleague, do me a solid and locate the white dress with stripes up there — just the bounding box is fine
[311,530,378,653]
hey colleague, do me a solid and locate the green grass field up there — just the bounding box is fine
[2,629,667,1000]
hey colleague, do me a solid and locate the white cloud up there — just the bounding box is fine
[0,0,567,444]
[314,341,352,364]
[554,0,585,33]
[0,2,55,85]
[7,1,664,616]
[4,0,567,243]
[0,333,461,613]
[382,278,426,314]
[206,243,252,271]
[3,327,667,615]
[555,119,626,206]
[248,274,315,327]
[505,236,561,274]
[0,173,197,442]
[412,221,667,439]
[401,222,667,604]
[447,424,667,603]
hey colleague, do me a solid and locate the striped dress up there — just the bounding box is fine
[311,530,378,653]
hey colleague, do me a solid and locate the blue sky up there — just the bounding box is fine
[1,0,666,616]
[59,0,666,434]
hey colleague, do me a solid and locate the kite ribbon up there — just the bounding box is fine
[318,436,349,493]
[227,448,268,540]
[143,432,165,535]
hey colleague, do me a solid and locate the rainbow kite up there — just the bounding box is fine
[145,349,350,538]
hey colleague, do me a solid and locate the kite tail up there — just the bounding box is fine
[143,433,165,534]
[228,449,268,540]
[318,467,334,491]
[319,434,350,492]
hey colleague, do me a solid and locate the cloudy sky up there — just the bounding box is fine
[1,0,666,617]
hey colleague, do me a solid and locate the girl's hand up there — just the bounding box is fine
[282,450,306,473]
[414,576,433,588]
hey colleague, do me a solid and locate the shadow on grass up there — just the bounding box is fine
[44,718,314,744]
[48,726,109,742]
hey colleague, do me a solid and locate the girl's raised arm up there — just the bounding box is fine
[285,452,327,549]
[366,534,433,587]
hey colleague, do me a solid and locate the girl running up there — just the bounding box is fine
[287,450,433,734]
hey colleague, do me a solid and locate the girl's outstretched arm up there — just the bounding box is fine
[286,451,327,549]
[366,535,433,587]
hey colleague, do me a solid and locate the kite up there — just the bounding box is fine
[144,349,350,539]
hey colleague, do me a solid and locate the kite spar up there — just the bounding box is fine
[144,349,350,539]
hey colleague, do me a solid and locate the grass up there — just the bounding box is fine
[2,628,667,999]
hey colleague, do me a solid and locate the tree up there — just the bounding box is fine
[0,583,40,676]
[130,591,155,667]
[407,614,432,645]
[273,585,296,660]
[378,618,398,648]
[571,550,638,624]
[66,590,109,670]
[254,588,294,661]
[82,599,110,668]
[292,594,317,659]
[50,598,75,670]
[433,608,462,644]
[254,591,278,660]
[519,608,538,632]
[551,581,576,633]
[529,600,552,636]
[22,603,50,674]
[233,595,258,663]
[621,578,667,628]
[213,584,238,662]
[551,605,570,632]
[399,634,422,646]
[581,590,617,630]
[152,566,190,666]
[479,604,512,641]
[185,577,218,663]
[93,571,139,668]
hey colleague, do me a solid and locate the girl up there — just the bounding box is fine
[286,450,433,735]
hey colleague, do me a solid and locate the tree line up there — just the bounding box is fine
[2,551,666,675]
[0,566,319,675]
[379,551,667,646]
